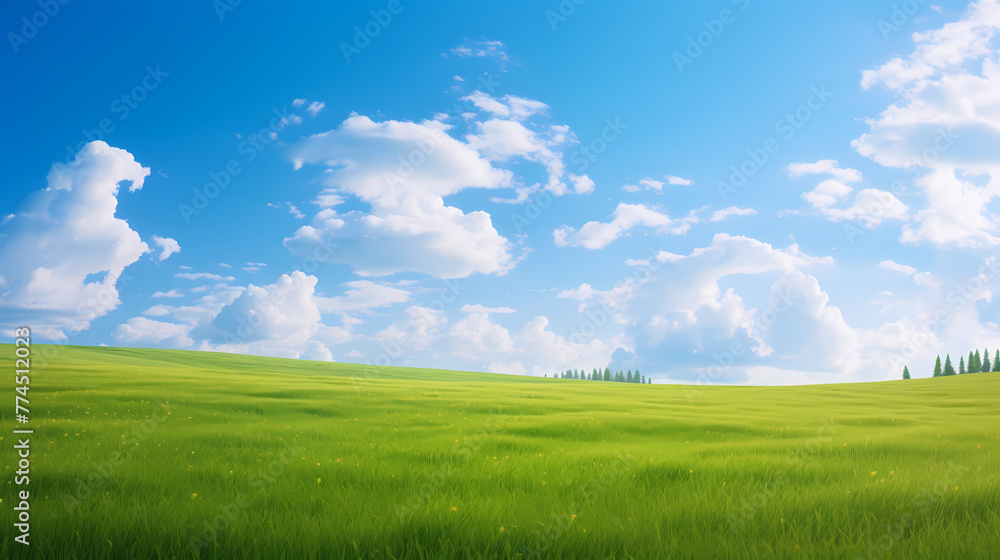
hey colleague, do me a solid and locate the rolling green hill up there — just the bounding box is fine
[2,344,998,559]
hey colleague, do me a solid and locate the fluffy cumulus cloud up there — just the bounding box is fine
[0,141,153,339]
[460,91,594,198]
[151,235,180,262]
[286,91,596,277]
[286,116,515,278]
[854,0,1000,247]
[373,307,615,376]
[553,203,698,249]
[114,317,193,347]
[562,234,861,383]
[114,271,355,361]
[785,160,909,227]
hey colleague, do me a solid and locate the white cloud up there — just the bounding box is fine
[151,235,180,262]
[142,305,172,316]
[897,168,1000,247]
[443,313,614,376]
[460,303,516,314]
[286,115,516,278]
[557,283,597,301]
[710,206,757,222]
[789,165,909,228]
[450,313,517,356]
[307,101,325,117]
[269,202,306,219]
[786,160,863,183]
[580,234,846,381]
[374,305,447,351]
[879,260,942,288]
[204,272,349,360]
[315,280,411,313]
[553,203,698,249]
[117,274,357,361]
[447,39,509,63]
[175,272,235,281]
[913,271,943,288]
[879,260,918,275]
[466,118,563,190]
[152,289,184,298]
[114,317,193,347]
[292,98,307,107]
[568,174,595,194]
[861,0,1000,90]
[0,141,152,339]
[854,1,1000,247]
[623,175,693,192]
[460,91,548,121]
[464,114,585,196]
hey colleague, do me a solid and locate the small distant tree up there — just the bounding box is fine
[933,355,942,377]
[604,367,611,381]
[959,356,966,375]
[943,354,956,376]
[626,370,633,383]
[634,370,641,383]
[902,366,910,380]
[968,351,976,374]
[983,349,991,373]
[994,350,1000,372]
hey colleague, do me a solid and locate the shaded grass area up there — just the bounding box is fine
[1,344,997,559]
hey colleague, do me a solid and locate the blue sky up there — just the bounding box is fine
[3,0,1000,384]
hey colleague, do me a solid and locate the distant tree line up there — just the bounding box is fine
[903,347,999,379]
[545,367,651,384]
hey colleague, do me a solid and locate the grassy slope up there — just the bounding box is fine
[2,344,998,559]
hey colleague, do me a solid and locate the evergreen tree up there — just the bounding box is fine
[604,367,611,381]
[592,368,598,380]
[635,370,641,384]
[959,356,966,375]
[975,350,982,372]
[626,370,633,383]
[943,354,956,376]
[933,355,942,377]
[995,350,1000,372]
[641,375,645,383]
[968,351,976,374]
[902,366,910,380]
[983,349,991,373]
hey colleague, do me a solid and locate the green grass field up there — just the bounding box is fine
[2,344,998,559]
